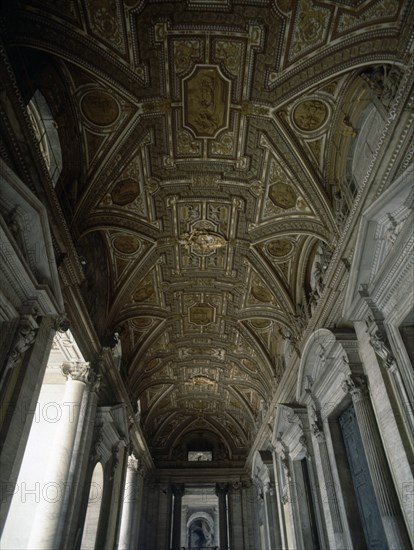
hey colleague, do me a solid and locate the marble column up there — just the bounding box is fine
[342,374,410,548]
[171,483,184,550]
[216,483,229,550]
[28,362,94,550]
[118,453,140,550]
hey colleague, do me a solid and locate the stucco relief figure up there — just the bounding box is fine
[309,242,331,312]
[185,67,229,138]
[111,331,122,370]
[195,75,219,134]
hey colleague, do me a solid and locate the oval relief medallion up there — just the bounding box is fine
[81,90,120,126]
[113,235,141,254]
[269,182,297,209]
[267,239,294,258]
[293,99,328,132]
[251,285,273,303]
[111,178,140,206]
[133,285,154,302]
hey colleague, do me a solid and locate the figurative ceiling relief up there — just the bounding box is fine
[183,65,230,139]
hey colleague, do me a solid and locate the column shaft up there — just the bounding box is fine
[28,363,91,550]
[216,483,228,550]
[171,484,184,550]
[118,455,139,549]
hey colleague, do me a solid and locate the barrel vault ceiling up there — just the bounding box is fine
[4,0,412,465]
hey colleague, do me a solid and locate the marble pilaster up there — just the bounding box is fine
[342,373,411,549]
[310,410,345,549]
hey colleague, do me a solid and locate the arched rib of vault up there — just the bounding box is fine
[269,24,411,107]
[148,395,250,452]
[236,307,292,331]
[244,249,295,315]
[250,218,333,245]
[256,126,337,231]
[105,249,165,326]
[234,321,277,391]
[166,416,241,457]
[79,216,160,242]
[12,10,146,98]
[266,125,336,226]
[225,385,260,427]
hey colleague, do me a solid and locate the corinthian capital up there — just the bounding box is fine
[127,454,139,471]
[341,374,368,401]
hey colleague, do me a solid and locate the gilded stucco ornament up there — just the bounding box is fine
[179,228,227,256]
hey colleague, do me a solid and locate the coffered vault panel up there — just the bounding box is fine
[8,0,412,463]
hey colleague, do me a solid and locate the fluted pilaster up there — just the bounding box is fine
[342,374,410,548]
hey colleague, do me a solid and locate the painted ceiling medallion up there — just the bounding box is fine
[113,235,141,254]
[292,99,328,132]
[111,178,140,206]
[80,90,120,126]
[189,302,216,326]
[268,183,297,210]
[267,239,294,258]
[183,65,231,139]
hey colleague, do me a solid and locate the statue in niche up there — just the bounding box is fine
[309,241,331,312]
[382,212,407,253]
[333,190,348,227]
[110,331,122,370]
[361,65,402,107]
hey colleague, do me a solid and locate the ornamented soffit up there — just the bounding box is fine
[7,0,411,464]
